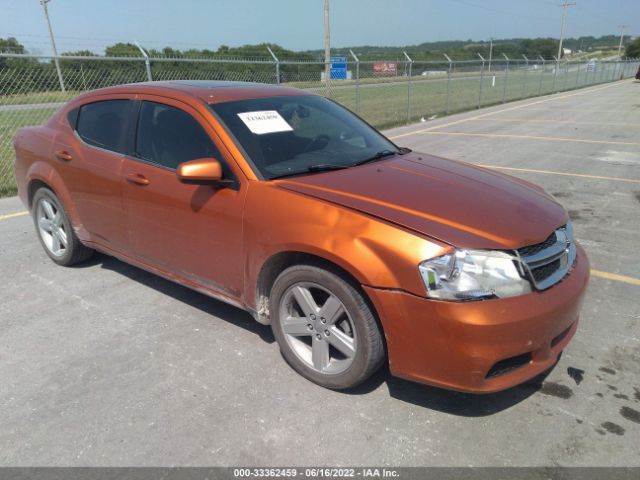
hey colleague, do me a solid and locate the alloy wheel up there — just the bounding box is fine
[36,198,67,257]
[279,282,357,375]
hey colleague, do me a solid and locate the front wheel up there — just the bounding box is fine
[32,187,94,266]
[270,265,385,389]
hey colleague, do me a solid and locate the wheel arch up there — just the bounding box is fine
[25,162,89,242]
[253,250,382,334]
[27,178,55,208]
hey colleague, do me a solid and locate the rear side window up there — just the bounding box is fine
[76,100,131,153]
[135,101,222,170]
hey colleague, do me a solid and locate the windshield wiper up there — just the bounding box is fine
[270,163,349,180]
[307,163,349,172]
[352,149,399,166]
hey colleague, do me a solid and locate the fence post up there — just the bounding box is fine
[521,54,529,99]
[266,46,280,84]
[349,49,360,114]
[444,53,453,115]
[501,53,509,103]
[538,56,545,95]
[551,55,558,93]
[403,51,413,122]
[80,64,87,90]
[135,41,152,82]
[477,52,485,109]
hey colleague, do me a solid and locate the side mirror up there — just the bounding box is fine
[176,158,233,187]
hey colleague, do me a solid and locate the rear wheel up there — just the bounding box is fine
[270,265,385,389]
[32,188,93,266]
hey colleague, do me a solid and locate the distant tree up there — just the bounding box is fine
[62,49,97,57]
[61,49,98,66]
[0,37,26,54]
[105,42,140,57]
[103,43,147,84]
[0,37,38,69]
[625,37,640,58]
[520,38,557,59]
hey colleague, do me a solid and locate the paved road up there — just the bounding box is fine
[1,80,639,466]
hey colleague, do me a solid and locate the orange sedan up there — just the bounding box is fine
[13,81,589,392]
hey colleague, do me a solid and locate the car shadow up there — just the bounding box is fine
[346,364,550,417]
[81,253,274,344]
[78,253,549,416]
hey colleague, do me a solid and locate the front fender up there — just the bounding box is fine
[242,182,449,309]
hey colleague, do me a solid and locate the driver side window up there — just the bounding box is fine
[135,101,222,170]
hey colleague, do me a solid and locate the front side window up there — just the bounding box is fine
[135,101,222,170]
[210,95,401,179]
[76,100,131,153]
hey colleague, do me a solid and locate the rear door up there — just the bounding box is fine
[55,98,136,252]
[122,97,246,300]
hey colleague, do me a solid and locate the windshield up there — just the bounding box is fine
[209,95,400,179]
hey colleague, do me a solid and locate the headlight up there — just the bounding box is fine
[418,250,532,301]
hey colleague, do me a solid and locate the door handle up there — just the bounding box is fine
[126,173,150,186]
[54,150,73,162]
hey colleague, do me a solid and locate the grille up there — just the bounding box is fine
[532,258,561,283]
[517,224,576,291]
[518,232,557,257]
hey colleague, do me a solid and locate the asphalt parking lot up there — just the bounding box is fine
[1,80,639,467]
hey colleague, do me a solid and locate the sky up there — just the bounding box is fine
[0,0,638,55]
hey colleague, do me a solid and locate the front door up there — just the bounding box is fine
[122,98,246,301]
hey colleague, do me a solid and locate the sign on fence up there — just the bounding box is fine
[373,62,397,75]
[330,57,347,80]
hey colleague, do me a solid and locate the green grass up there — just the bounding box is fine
[1,90,77,105]
[0,62,629,197]
[326,63,623,129]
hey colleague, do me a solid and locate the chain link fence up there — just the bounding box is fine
[1,52,638,197]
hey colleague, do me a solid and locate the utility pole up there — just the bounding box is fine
[556,0,576,73]
[40,0,65,92]
[488,38,493,72]
[617,25,628,58]
[323,0,331,93]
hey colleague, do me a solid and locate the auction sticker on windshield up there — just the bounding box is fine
[237,110,293,135]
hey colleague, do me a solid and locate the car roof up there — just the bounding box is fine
[75,80,311,105]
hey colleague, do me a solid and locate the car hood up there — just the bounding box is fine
[276,152,567,250]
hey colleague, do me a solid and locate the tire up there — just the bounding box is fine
[32,187,94,266]
[270,264,385,389]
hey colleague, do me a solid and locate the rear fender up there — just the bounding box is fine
[26,161,89,242]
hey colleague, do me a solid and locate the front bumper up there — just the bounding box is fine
[365,244,590,393]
